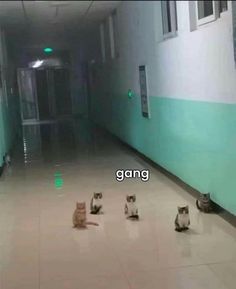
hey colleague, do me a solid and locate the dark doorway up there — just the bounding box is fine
[35,69,50,120]
[54,68,71,116]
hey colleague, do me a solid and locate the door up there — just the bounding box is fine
[35,69,50,120]
[17,68,39,122]
[53,68,71,116]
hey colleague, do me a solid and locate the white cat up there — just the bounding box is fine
[90,192,103,214]
[175,206,190,232]
[125,195,139,220]
[5,154,11,167]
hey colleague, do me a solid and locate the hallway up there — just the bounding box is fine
[0,119,236,289]
[1,1,236,288]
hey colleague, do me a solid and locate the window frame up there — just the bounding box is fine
[100,23,106,63]
[108,15,115,59]
[196,1,217,26]
[219,0,228,14]
[161,1,178,39]
[111,9,119,59]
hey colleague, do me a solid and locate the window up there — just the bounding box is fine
[196,1,216,25]
[104,19,110,61]
[108,15,115,59]
[161,1,178,38]
[112,9,119,58]
[100,23,106,63]
[219,1,228,13]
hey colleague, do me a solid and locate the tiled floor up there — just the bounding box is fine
[0,119,236,289]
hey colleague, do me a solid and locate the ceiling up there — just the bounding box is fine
[0,1,121,50]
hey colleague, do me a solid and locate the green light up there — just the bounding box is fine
[55,178,63,188]
[44,47,53,53]
[128,89,133,99]
[54,172,62,177]
[54,171,63,189]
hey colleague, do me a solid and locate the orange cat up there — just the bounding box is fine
[73,202,99,228]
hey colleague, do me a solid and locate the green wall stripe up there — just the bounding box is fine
[92,93,236,215]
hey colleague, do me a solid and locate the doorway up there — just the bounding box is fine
[17,68,39,123]
[18,67,72,123]
[54,68,71,116]
[35,69,50,120]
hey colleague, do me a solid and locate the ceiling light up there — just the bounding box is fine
[32,60,44,68]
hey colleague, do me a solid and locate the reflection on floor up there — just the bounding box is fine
[0,119,236,289]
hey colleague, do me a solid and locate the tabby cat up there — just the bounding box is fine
[73,202,98,228]
[196,193,212,213]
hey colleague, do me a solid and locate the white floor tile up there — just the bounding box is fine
[0,121,236,289]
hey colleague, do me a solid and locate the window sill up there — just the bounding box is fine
[197,14,217,26]
[162,31,178,41]
[219,10,229,18]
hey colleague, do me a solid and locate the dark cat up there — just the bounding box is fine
[196,193,212,213]
[90,192,103,214]
[175,206,190,232]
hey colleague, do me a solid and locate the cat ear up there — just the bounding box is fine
[186,205,189,209]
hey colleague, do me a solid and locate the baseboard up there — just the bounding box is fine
[101,125,236,228]
[0,161,6,177]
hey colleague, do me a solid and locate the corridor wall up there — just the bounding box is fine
[0,27,20,168]
[87,1,236,215]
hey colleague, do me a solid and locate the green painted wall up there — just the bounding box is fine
[92,90,236,215]
[0,94,20,167]
[0,28,20,168]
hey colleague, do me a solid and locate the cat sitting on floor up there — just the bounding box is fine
[196,193,212,213]
[90,192,103,214]
[125,195,139,220]
[175,205,190,232]
[73,202,99,228]
[4,154,11,168]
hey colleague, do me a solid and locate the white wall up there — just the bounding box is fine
[87,1,236,104]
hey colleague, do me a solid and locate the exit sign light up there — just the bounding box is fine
[44,47,53,53]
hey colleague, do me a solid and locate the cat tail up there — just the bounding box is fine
[129,215,139,220]
[196,200,202,211]
[90,205,102,214]
[86,221,99,226]
[125,204,128,215]
[90,197,94,212]
[175,214,181,231]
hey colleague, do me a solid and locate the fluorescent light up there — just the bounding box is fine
[32,60,44,68]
